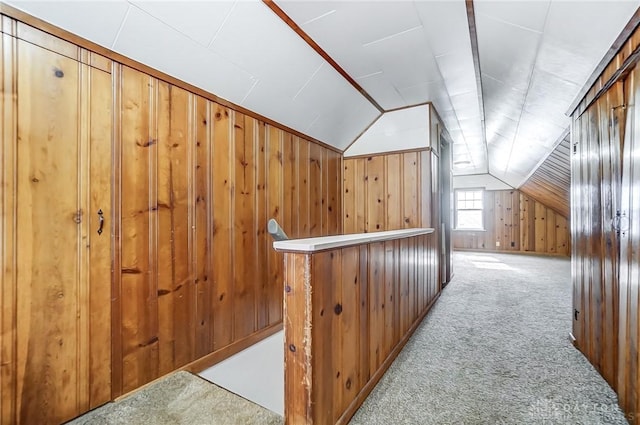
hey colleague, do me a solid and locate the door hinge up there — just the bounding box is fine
[574,309,580,321]
[613,210,629,236]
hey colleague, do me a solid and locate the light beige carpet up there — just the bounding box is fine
[67,371,283,425]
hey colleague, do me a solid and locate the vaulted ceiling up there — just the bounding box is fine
[6,0,639,188]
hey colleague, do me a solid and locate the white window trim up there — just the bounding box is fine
[454,188,485,231]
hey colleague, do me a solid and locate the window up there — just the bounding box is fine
[455,189,484,230]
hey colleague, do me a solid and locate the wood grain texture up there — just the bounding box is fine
[0,38,113,425]
[282,233,439,425]
[86,61,113,410]
[113,66,343,398]
[0,26,17,425]
[452,190,570,256]
[343,150,434,233]
[520,133,571,218]
[1,12,344,423]
[571,77,624,395]
[618,67,638,421]
[0,5,341,154]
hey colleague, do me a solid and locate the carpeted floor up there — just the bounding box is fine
[66,371,282,425]
[350,251,628,424]
[68,251,627,425]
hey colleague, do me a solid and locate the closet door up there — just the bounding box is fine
[9,39,112,424]
[571,78,624,389]
[618,64,640,419]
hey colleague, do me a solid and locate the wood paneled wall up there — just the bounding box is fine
[618,65,640,423]
[571,80,623,392]
[343,150,433,233]
[112,64,342,395]
[452,190,570,256]
[1,28,113,424]
[282,232,439,425]
[520,133,571,218]
[569,18,640,423]
[1,16,342,423]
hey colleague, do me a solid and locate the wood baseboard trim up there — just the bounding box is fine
[112,323,283,402]
[336,293,441,425]
[180,323,284,375]
[453,248,570,258]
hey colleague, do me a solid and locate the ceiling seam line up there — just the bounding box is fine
[206,0,238,48]
[465,0,489,174]
[502,0,552,180]
[263,0,385,114]
[110,3,131,49]
[410,0,475,170]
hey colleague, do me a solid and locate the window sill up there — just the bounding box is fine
[453,228,486,232]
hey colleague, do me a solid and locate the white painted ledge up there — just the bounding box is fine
[273,228,434,253]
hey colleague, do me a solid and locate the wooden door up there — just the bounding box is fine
[1,38,112,424]
[618,65,640,418]
[571,77,624,389]
[439,136,452,286]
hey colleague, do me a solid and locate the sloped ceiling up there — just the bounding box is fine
[476,0,638,186]
[519,130,571,217]
[4,0,639,188]
[345,104,430,157]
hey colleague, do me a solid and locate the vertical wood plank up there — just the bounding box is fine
[119,66,159,393]
[384,241,396,358]
[309,142,323,236]
[343,159,356,234]
[297,139,310,236]
[233,113,256,340]
[340,247,360,410]
[366,156,385,232]
[87,64,113,409]
[386,155,402,230]
[1,28,17,425]
[211,104,234,350]
[534,201,547,253]
[267,125,284,326]
[358,245,370,388]
[311,251,336,424]
[618,67,637,418]
[158,84,194,371]
[283,133,296,238]
[368,242,384,373]
[255,119,268,330]
[402,153,418,228]
[194,96,212,358]
[283,253,312,425]
[331,250,343,422]
[327,151,340,235]
[420,151,431,227]
[355,159,367,233]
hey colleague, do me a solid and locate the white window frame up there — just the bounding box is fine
[454,189,485,231]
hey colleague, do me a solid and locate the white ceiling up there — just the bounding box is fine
[476,0,639,186]
[5,0,379,151]
[345,104,429,157]
[5,0,640,187]
[280,0,486,174]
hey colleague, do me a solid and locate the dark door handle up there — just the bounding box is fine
[97,209,104,235]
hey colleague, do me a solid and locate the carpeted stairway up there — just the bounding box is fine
[351,251,628,424]
[66,371,282,425]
